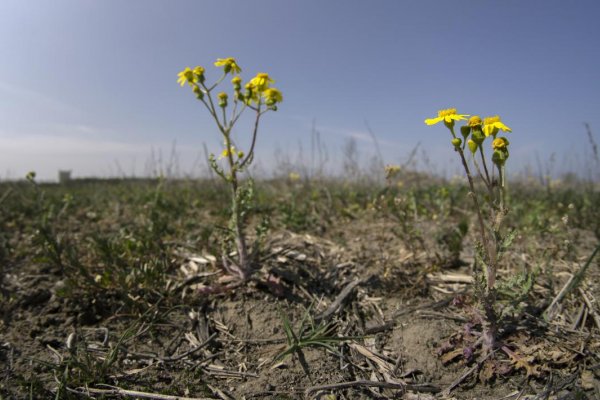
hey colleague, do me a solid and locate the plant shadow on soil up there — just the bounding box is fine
[1,177,599,399]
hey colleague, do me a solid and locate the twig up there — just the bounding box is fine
[415,310,468,323]
[580,289,600,332]
[365,296,455,334]
[207,384,235,400]
[316,278,363,322]
[203,366,258,378]
[443,348,496,395]
[196,280,245,295]
[245,390,304,399]
[305,380,440,395]
[160,332,216,362]
[172,272,220,293]
[72,385,216,400]
[217,337,286,344]
[571,303,586,330]
[544,244,600,321]
[544,273,575,321]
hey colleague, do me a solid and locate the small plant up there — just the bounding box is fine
[45,323,138,398]
[275,304,346,376]
[425,109,515,353]
[374,175,426,254]
[178,58,283,282]
[26,172,95,288]
[436,218,469,267]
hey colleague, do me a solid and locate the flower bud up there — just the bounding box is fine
[451,138,462,148]
[492,136,509,150]
[244,83,257,104]
[231,76,242,91]
[460,125,471,139]
[492,149,506,166]
[217,92,228,108]
[471,128,485,146]
[192,84,204,100]
[467,139,478,154]
[193,66,205,83]
[467,116,482,128]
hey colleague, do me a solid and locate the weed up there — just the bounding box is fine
[46,323,138,398]
[275,304,346,367]
[177,59,282,281]
[425,109,515,353]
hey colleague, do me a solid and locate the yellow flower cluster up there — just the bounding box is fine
[177,66,205,87]
[425,107,513,166]
[214,57,242,75]
[424,108,469,128]
[384,164,401,180]
[250,73,274,91]
[245,72,283,107]
[177,58,283,108]
[483,116,512,137]
[220,145,244,160]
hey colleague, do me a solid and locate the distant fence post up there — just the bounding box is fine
[58,170,72,184]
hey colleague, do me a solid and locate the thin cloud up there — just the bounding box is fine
[0,80,82,116]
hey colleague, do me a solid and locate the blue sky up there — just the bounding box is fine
[1,0,599,180]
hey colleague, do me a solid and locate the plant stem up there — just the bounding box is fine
[456,148,497,288]
[498,165,506,212]
[239,105,264,170]
[448,127,497,290]
[455,144,498,352]
[471,154,494,199]
[479,146,492,186]
[224,132,249,278]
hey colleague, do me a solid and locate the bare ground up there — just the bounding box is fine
[1,207,600,399]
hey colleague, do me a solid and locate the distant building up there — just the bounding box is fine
[58,170,72,184]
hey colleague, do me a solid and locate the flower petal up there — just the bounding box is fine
[496,122,512,132]
[425,116,443,125]
[449,114,469,121]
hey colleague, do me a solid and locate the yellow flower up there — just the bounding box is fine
[220,146,235,159]
[483,116,511,137]
[214,57,241,74]
[262,87,283,105]
[424,108,469,127]
[177,67,196,87]
[249,73,274,92]
[219,146,244,160]
[492,137,509,150]
[468,116,482,127]
[384,164,401,180]
[193,66,204,74]
[288,172,301,182]
[244,82,258,104]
